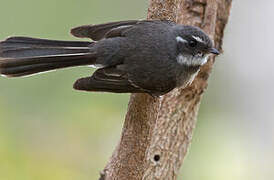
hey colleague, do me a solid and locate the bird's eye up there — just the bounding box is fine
[188,40,197,47]
[197,51,203,57]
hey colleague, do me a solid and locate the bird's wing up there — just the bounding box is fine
[73,67,146,93]
[70,20,139,40]
[70,20,175,41]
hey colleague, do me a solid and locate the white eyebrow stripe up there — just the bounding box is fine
[176,36,188,43]
[192,35,204,43]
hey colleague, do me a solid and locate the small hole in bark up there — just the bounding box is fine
[154,154,160,162]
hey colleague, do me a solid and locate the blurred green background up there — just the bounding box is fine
[1,0,274,179]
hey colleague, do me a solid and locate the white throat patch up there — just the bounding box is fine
[177,54,209,66]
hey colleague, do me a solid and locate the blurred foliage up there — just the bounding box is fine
[0,0,146,179]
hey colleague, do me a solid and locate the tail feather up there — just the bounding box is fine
[0,36,96,77]
[0,53,95,77]
[1,36,91,48]
[1,47,91,58]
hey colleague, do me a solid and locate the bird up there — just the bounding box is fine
[0,20,219,96]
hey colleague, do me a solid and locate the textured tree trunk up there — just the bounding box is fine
[100,0,232,179]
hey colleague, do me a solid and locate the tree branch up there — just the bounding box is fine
[100,0,232,179]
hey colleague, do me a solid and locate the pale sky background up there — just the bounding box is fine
[193,0,274,179]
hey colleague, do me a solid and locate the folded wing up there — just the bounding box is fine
[70,20,175,41]
[73,67,145,93]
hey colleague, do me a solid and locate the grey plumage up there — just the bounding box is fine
[0,20,219,96]
[0,37,95,77]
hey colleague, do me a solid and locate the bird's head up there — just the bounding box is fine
[174,25,219,67]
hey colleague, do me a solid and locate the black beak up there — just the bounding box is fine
[210,48,220,55]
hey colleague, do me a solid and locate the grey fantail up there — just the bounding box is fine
[0,20,219,96]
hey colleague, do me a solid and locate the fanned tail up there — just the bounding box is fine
[0,36,96,77]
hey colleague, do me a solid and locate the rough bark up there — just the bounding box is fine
[100,0,232,179]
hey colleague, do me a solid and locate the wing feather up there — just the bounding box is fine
[70,20,175,41]
[73,67,144,93]
[70,20,139,40]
